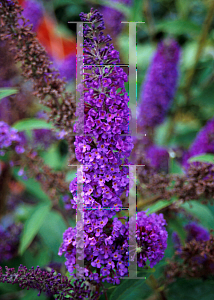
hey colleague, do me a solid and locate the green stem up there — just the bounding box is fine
[183,0,214,104]
[143,0,156,43]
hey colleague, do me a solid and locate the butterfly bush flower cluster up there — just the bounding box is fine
[0,265,98,300]
[135,211,168,268]
[0,121,25,155]
[59,8,167,285]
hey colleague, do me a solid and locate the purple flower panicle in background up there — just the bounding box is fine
[20,0,43,31]
[0,223,22,262]
[172,232,182,253]
[185,222,210,242]
[32,129,58,149]
[172,222,210,266]
[145,145,169,173]
[172,222,210,253]
[137,39,180,130]
[100,0,132,36]
[58,54,76,82]
[183,118,214,167]
[0,121,25,155]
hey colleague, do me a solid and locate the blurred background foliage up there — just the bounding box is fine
[0,0,214,299]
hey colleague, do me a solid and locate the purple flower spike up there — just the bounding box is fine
[185,222,210,242]
[137,39,180,129]
[59,8,167,285]
[172,222,210,250]
[183,118,214,167]
[0,223,23,263]
[20,0,43,31]
[100,0,133,36]
[58,54,76,81]
[145,145,169,173]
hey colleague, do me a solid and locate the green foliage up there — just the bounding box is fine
[156,19,201,36]
[19,202,52,255]
[167,278,214,300]
[181,201,214,230]
[169,157,184,174]
[13,168,51,202]
[145,198,177,214]
[89,0,130,17]
[13,118,56,131]
[109,278,149,300]
[41,143,68,170]
[38,210,67,254]
[188,153,214,163]
[0,87,18,100]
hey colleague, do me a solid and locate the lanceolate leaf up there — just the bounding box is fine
[19,202,52,255]
[13,168,51,202]
[0,87,18,100]
[13,118,57,131]
[110,278,150,300]
[188,153,214,164]
[145,198,177,215]
[38,210,67,254]
[181,201,214,230]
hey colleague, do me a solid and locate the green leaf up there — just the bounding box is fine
[15,203,36,222]
[182,41,198,69]
[145,198,177,215]
[53,0,85,8]
[170,130,198,148]
[41,144,67,170]
[130,0,144,22]
[19,202,52,255]
[23,289,46,300]
[38,210,67,254]
[169,157,183,174]
[0,87,18,100]
[176,0,190,18]
[13,167,51,202]
[13,118,57,131]
[0,282,19,293]
[110,278,149,300]
[156,19,200,36]
[194,84,214,107]
[167,278,214,300]
[181,201,214,230]
[65,170,76,182]
[188,153,214,164]
[35,246,51,267]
